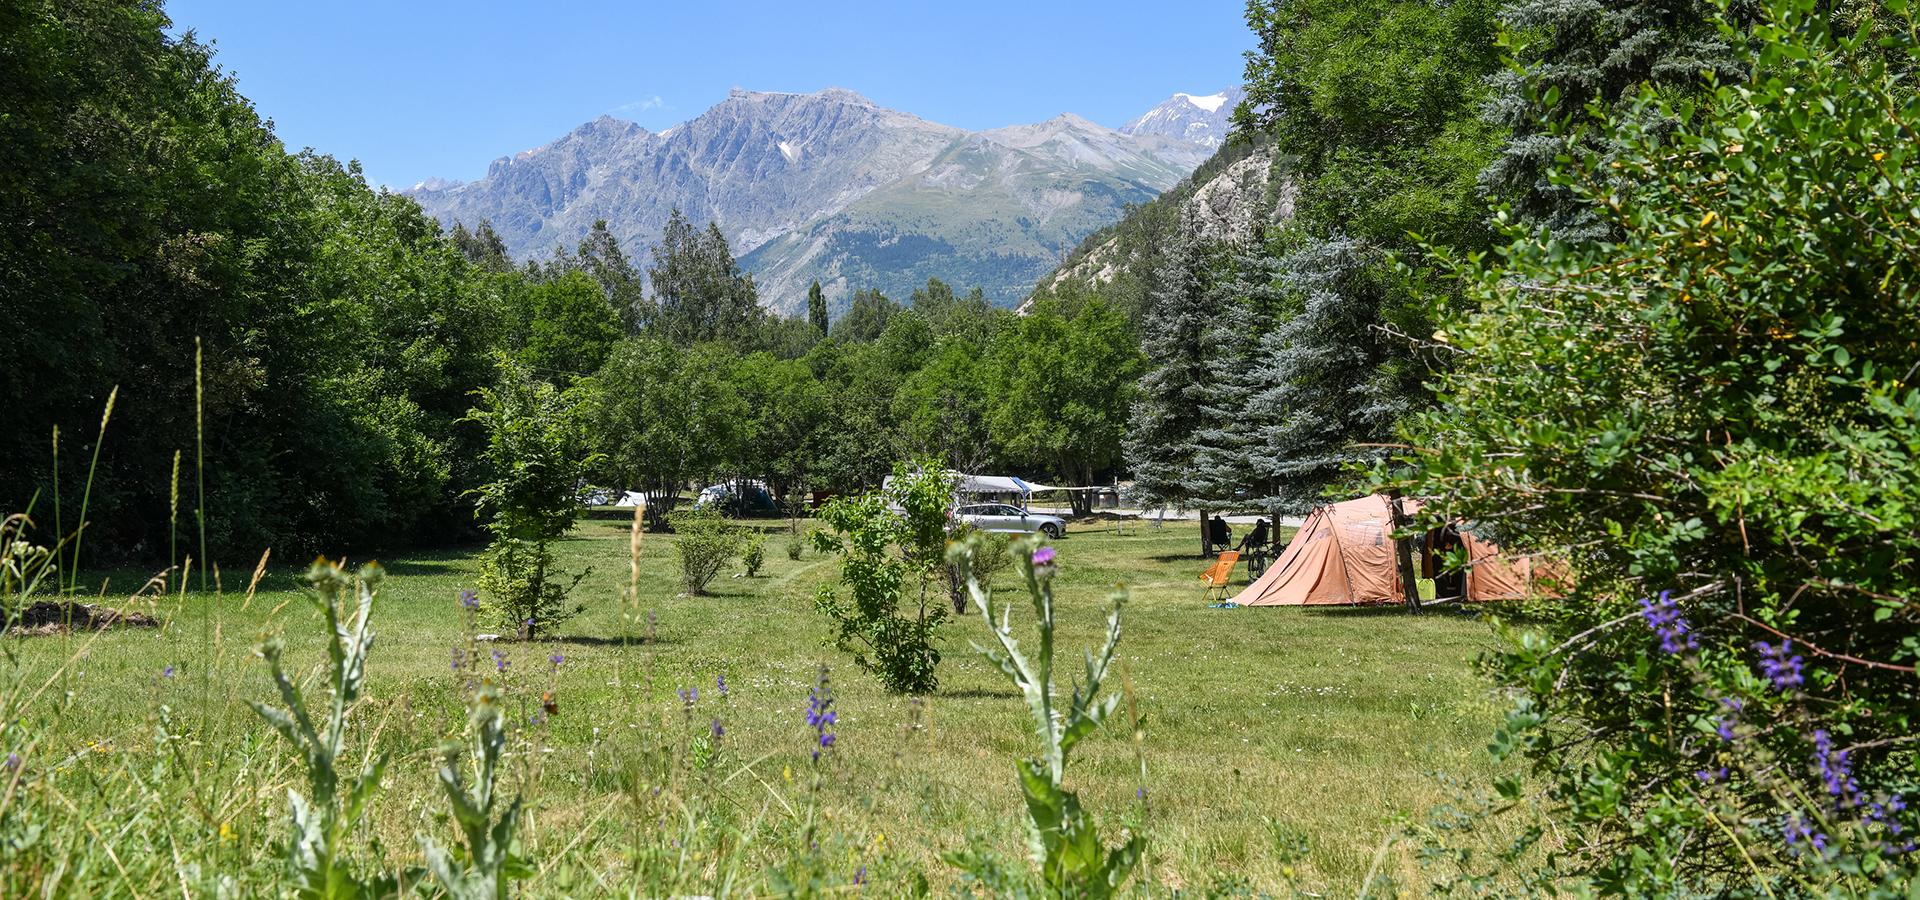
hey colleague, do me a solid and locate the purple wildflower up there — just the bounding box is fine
[492,650,509,673]
[4,753,18,771]
[1867,795,1909,838]
[162,665,176,679]
[1637,590,1696,654]
[458,589,480,611]
[806,666,837,762]
[1813,729,1860,808]
[1032,546,1056,566]
[711,717,725,741]
[1756,640,1805,691]
[450,646,463,673]
[1784,813,1828,856]
[549,652,564,667]
[1715,697,1741,742]
[716,673,728,697]
[679,686,698,708]
[1695,767,1729,784]
[853,865,866,886]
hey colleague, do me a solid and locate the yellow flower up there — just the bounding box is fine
[219,822,236,843]
[782,765,792,783]
[873,833,886,848]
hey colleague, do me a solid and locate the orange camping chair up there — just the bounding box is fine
[1201,551,1240,604]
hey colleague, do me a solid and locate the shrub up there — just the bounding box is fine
[742,534,767,576]
[1397,3,1920,890]
[784,536,803,561]
[811,461,953,693]
[946,536,1144,896]
[670,506,744,595]
[466,359,598,638]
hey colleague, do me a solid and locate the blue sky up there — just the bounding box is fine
[165,1,1251,190]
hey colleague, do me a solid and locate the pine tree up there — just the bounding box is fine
[807,280,829,335]
[1188,247,1282,508]
[1235,236,1405,514]
[1481,0,1743,237]
[1124,235,1214,521]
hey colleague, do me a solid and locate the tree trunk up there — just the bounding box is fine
[1387,490,1422,613]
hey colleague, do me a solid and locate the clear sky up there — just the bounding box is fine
[164,1,1252,190]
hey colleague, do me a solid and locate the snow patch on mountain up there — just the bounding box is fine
[1177,92,1228,113]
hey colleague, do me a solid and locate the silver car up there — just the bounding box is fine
[953,503,1066,539]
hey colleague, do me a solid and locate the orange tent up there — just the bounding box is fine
[1229,494,1559,606]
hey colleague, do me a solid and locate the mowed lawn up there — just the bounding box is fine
[29,515,1512,895]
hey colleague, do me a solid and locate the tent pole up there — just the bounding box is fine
[1387,489,1422,614]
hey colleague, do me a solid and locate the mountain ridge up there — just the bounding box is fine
[405,88,1217,312]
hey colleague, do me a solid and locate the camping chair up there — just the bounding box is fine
[1201,551,1240,604]
[1206,518,1233,556]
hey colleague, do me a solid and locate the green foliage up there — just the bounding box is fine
[0,0,515,559]
[810,463,954,693]
[742,534,767,577]
[785,536,804,561]
[422,683,527,900]
[807,280,829,335]
[989,298,1142,515]
[509,269,623,382]
[1397,2,1920,890]
[592,338,745,523]
[946,537,1143,898]
[669,505,745,595]
[467,361,596,637]
[644,209,762,345]
[250,559,396,899]
[830,288,902,343]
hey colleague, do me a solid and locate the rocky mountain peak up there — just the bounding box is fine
[1120,86,1245,148]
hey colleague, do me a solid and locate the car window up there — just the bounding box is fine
[999,505,1022,516]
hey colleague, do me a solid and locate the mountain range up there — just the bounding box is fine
[405,88,1233,312]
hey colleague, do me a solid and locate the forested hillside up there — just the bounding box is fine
[0,0,1147,561]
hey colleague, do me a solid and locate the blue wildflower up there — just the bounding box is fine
[458,589,480,611]
[549,652,564,667]
[806,665,837,762]
[1784,813,1828,856]
[492,650,509,673]
[711,717,725,741]
[162,664,175,679]
[716,673,728,697]
[1812,729,1860,808]
[1756,640,1805,691]
[1637,590,1696,654]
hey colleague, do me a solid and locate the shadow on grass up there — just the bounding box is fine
[935,687,1022,700]
[1299,604,1487,620]
[544,635,675,648]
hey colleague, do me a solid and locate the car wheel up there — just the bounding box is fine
[1040,522,1062,539]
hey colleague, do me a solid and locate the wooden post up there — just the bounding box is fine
[1387,489,1422,613]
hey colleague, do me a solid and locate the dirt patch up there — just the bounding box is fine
[9,601,158,635]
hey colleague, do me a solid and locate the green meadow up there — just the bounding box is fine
[10,516,1514,896]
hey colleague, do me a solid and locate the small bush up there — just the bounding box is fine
[811,462,953,693]
[742,534,767,576]
[670,506,744,595]
[784,536,803,561]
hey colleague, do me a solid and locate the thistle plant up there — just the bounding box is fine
[947,537,1144,898]
[422,682,525,900]
[249,558,393,898]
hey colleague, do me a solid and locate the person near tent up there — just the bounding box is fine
[1235,518,1270,553]
[1207,514,1231,555]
